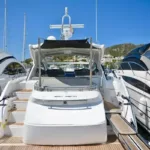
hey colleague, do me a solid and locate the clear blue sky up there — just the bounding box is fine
[0,0,150,60]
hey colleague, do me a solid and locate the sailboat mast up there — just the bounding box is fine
[3,0,7,51]
[95,0,98,42]
[22,13,26,62]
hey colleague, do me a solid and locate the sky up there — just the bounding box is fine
[0,0,150,60]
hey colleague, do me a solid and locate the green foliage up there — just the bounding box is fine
[104,59,121,69]
[104,61,115,69]
[52,55,73,62]
[81,58,87,62]
[24,58,32,64]
[105,43,143,57]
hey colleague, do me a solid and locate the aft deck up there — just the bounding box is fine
[0,87,149,149]
[0,135,124,150]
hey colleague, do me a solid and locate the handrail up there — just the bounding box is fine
[89,37,93,88]
[127,62,135,76]
[121,95,150,148]
[38,38,42,88]
[112,70,117,78]
[121,95,138,133]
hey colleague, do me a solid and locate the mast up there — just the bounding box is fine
[22,13,26,62]
[3,0,7,51]
[95,0,98,42]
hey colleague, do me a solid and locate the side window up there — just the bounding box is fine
[119,63,130,70]
[122,76,150,94]
[129,62,145,71]
[3,62,26,75]
[143,50,150,60]
[123,58,148,70]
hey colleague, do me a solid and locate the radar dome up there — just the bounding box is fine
[47,36,56,40]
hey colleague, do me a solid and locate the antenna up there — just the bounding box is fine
[3,0,7,51]
[50,7,84,40]
[95,0,98,42]
[22,13,26,62]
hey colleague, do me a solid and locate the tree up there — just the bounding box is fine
[24,58,32,64]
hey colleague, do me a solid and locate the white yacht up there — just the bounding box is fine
[0,52,26,92]
[117,44,150,133]
[0,7,149,149]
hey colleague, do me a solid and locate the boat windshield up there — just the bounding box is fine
[39,55,99,77]
[143,50,150,60]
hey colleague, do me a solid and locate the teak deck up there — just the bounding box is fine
[107,114,136,135]
[104,101,149,150]
[0,136,124,150]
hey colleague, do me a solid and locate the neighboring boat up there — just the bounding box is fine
[0,1,26,94]
[0,7,149,150]
[117,43,150,133]
[0,52,26,92]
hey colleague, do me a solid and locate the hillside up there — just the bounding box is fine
[105,43,143,57]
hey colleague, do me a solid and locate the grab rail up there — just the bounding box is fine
[121,95,138,133]
[121,95,150,148]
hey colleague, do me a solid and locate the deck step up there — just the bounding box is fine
[13,99,28,110]
[106,114,136,135]
[18,89,32,92]
[120,135,149,150]
[105,109,122,114]
[130,135,149,150]
[5,122,23,137]
[8,109,26,123]
[120,135,139,150]
[104,101,121,114]
[15,89,32,99]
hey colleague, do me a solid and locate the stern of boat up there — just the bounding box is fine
[23,89,107,145]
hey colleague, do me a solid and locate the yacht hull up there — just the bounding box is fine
[125,84,150,133]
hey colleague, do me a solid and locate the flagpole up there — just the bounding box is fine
[3,0,7,51]
[96,0,98,43]
[22,13,26,62]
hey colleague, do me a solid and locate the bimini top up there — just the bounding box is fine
[29,38,105,66]
[41,39,95,49]
[121,43,150,70]
[29,38,104,55]
[31,39,103,50]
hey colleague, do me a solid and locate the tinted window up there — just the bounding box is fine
[120,58,148,71]
[143,50,150,60]
[130,62,145,71]
[122,76,150,94]
[119,63,130,70]
[3,62,26,75]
